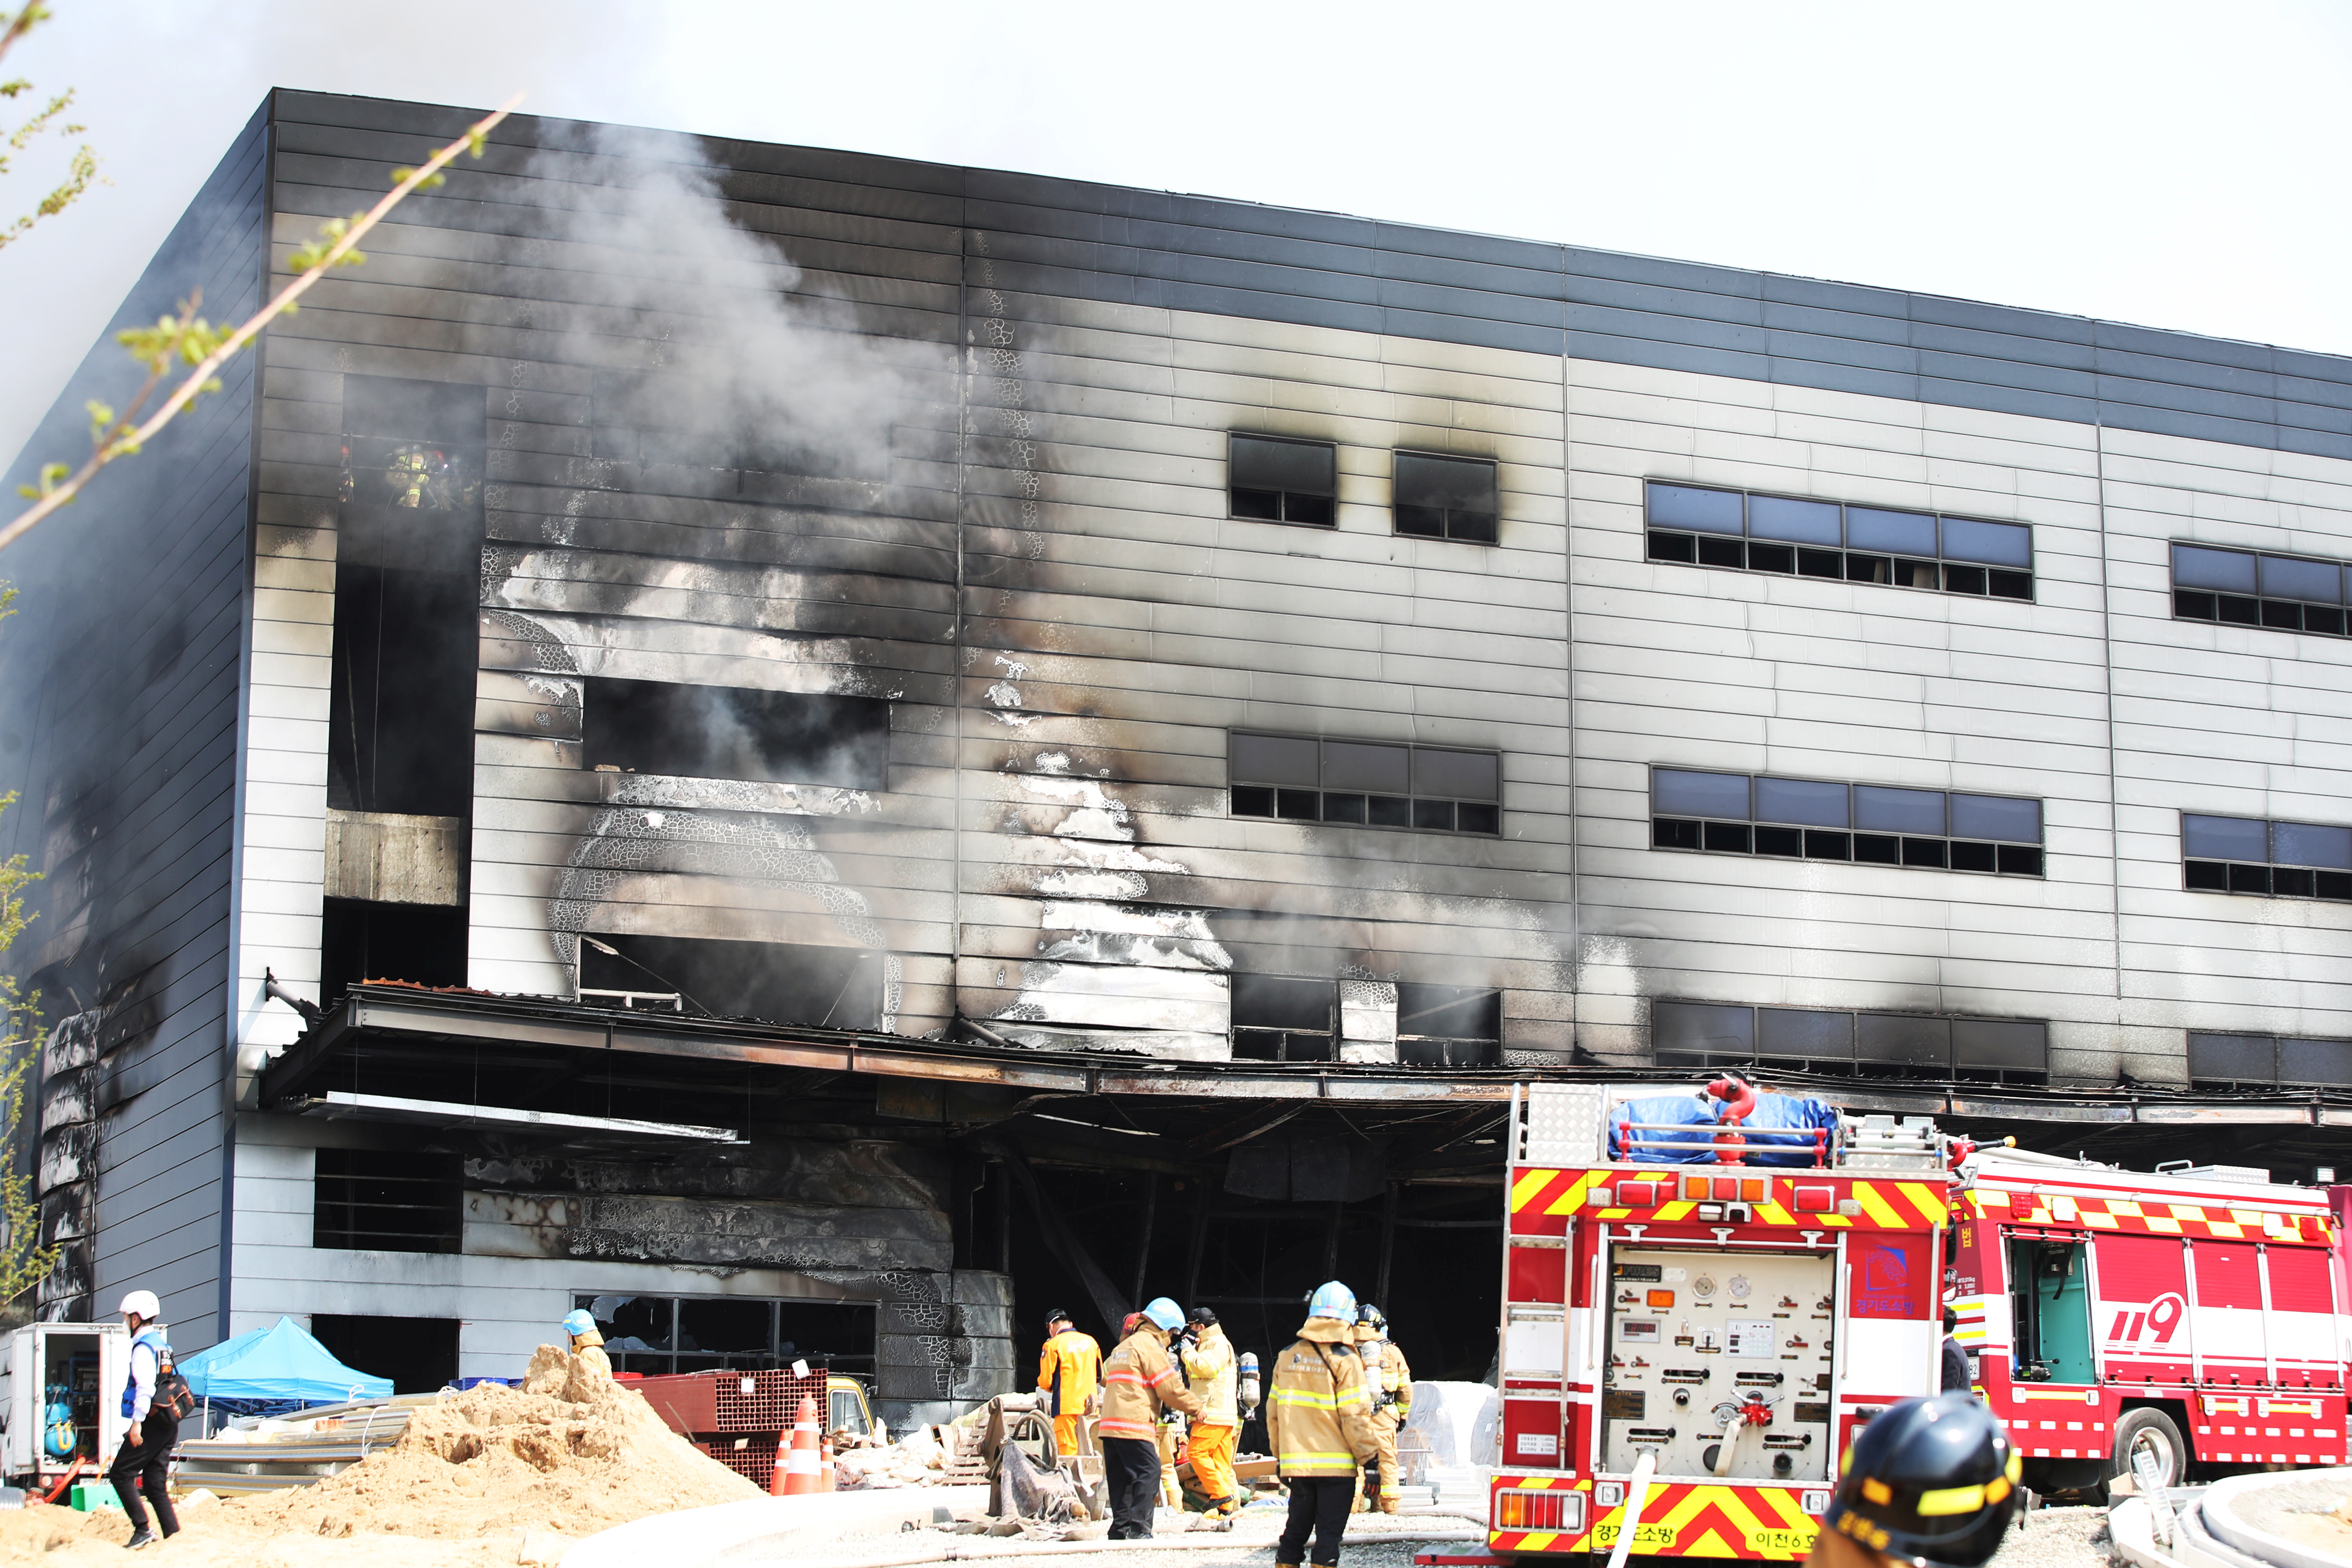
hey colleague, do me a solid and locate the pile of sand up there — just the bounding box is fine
[0,1346,760,1566]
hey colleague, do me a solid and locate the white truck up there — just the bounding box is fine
[0,1322,129,1488]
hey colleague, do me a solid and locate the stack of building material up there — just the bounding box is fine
[174,1396,429,1494]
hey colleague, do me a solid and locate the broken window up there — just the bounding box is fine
[2181,812,2352,900]
[1230,974,1338,1062]
[1396,983,1501,1068]
[340,375,484,511]
[2187,1031,2352,1091]
[1230,435,1336,527]
[1652,767,2043,877]
[578,933,882,1029]
[1654,1001,2048,1086]
[321,897,469,1003]
[1393,452,1498,543]
[1645,481,2034,601]
[582,677,888,790]
[1230,733,1501,835]
[2172,541,2350,636]
[573,1293,877,1376]
[313,1148,463,1253]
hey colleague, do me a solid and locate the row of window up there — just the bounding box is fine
[1645,481,2036,600]
[1654,1001,2049,1086]
[1228,436,1499,542]
[2182,813,2352,900]
[2172,543,2352,636]
[2187,1031,2352,1093]
[1231,733,1501,836]
[1651,768,2046,877]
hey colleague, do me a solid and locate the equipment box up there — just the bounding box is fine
[0,1323,129,1487]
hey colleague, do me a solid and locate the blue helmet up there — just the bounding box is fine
[1142,1297,1185,1331]
[1308,1281,1357,1321]
[561,1309,597,1337]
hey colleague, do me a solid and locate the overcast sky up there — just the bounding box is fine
[3,0,2350,467]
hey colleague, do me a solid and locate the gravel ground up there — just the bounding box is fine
[1993,1506,2111,1568]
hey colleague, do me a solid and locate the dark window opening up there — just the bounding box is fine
[575,1293,877,1378]
[1658,1001,2047,1086]
[322,897,469,1004]
[2171,542,2349,640]
[2189,1031,2352,1092]
[582,677,888,789]
[1230,436,1336,527]
[309,1314,459,1395]
[1393,453,1498,542]
[1231,974,1338,1063]
[578,933,883,1029]
[327,560,479,818]
[2180,812,2352,903]
[1396,984,1500,1067]
[1651,768,2041,878]
[340,375,485,512]
[1644,482,2035,600]
[314,1148,462,1253]
[1230,733,1500,836]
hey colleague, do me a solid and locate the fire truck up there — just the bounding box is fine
[1484,1081,2349,1563]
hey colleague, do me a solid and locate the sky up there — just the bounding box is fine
[3,0,2351,467]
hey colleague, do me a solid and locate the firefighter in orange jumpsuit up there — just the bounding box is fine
[1035,1308,1102,1458]
[1177,1306,1241,1516]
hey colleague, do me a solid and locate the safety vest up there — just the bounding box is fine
[120,1328,168,1420]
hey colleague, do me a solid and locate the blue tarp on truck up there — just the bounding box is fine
[1607,1090,1839,1166]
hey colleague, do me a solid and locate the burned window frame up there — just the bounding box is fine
[1229,732,1502,836]
[1230,974,1340,1063]
[1649,765,2045,879]
[571,1292,879,1378]
[1392,450,1499,544]
[2186,1030,2352,1092]
[2170,541,2352,637]
[313,1148,464,1253]
[1228,434,1338,528]
[580,677,891,791]
[2179,810,2352,901]
[1653,1000,2049,1087]
[1396,983,1502,1068]
[1644,481,2035,602]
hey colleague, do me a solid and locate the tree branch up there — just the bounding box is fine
[0,92,522,551]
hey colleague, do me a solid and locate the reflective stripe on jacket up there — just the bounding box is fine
[1037,1329,1102,1415]
[1265,1315,1377,1477]
[1179,1322,1238,1426]
[1097,1324,1203,1440]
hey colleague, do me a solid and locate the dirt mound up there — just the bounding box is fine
[0,1345,758,1565]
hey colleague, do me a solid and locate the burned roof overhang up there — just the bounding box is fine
[259,987,2352,1149]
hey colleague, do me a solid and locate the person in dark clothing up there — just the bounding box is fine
[1102,1433,1163,1536]
[108,1289,181,1550]
[1940,1307,1973,1394]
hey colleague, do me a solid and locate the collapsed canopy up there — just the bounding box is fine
[176,1315,395,1403]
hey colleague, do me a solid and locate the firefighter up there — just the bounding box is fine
[1177,1306,1241,1516]
[1098,1297,1204,1539]
[1035,1308,1102,1458]
[1352,1302,1413,1513]
[1809,1392,2021,1568]
[1939,1308,1972,1395]
[1269,1281,1379,1568]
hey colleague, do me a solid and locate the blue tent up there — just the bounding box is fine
[177,1316,393,1404]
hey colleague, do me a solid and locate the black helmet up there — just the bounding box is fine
[1045,1308,1073,1329]
[1187,1306,1217,1326]
[1357,1303,1387,1332]
[1825,1394,2021,1568]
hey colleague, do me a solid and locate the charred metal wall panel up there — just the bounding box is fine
[0,107,267,1335]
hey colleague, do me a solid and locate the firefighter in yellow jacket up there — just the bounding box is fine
[1268,1281,1379,1568]
[1097,1298,1204,1539]
[1354,1303,1413,1513]
[1177,1306,1241,1516]
[1035,1308,1102,1458]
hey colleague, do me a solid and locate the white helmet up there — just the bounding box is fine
[118,1290,159,1321]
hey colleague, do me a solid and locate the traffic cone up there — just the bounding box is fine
[769,1429,791,1498]
[820,1438,836,1493]
[783,1395,821,1495]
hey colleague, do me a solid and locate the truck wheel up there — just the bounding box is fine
[2112,1408,2186,1490]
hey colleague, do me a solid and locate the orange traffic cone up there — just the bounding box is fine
[820,1438,835,1493]
[769,1428,792,1497]
[782,1395,821,1495]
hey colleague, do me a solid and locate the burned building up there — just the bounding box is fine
[3,90,2351,1406]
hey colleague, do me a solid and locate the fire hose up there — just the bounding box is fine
[788,1528,1488,1568]
[1602,1448,1660,1568]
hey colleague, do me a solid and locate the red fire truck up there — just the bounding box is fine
[1485,1082,2349,1563]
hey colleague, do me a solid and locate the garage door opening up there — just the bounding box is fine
[575,1294,876,1378]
